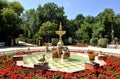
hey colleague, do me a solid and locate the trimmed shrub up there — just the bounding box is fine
[68,37,73,44]
[90,38,98,46]
[63,39,69,45]
[98,38,109,48]
[68,37,77,45]
[51,38,58,46]
[82,39,89,44]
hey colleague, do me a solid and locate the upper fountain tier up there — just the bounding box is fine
[56,22,66,36]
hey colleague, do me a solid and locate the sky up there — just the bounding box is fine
[8,0,120,19]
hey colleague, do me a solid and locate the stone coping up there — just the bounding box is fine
[1,46,120,56]
[13,54,27,57]
[16,61,34,68]
[15,52,86,73]
[48,68,84,74]
[95,56,106,66]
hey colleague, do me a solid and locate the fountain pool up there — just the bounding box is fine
[23,52,89,73]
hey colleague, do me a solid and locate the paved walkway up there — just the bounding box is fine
[0,41,120,56]
[18,41,37,47]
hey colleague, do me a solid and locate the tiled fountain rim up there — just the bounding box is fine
[1,46,120,56]
[15,52,106,73]
[16,52,88,73]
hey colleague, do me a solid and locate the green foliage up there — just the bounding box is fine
[26,39,36,44]
[0,0,24,45]
[37,21,57,42]
[98,38,109,48]
[113,72,120,79]
[32,75,38,79]
[68,37,73,44]
[66,20,78,38]
[19,2,120,45]
[75,28,82,43]
[39,2,66,23]
[0,0,8,10]
[92,22,104,38]
[68,37,77,45]
[3,53,13,60]
[90,38,98,46]
[82,39,89,44]
[84,15,95,24]
[9,1,24,16]
[51,38,58,46]
[96,9,115,38]
[114,14,120,40]
[75,14,85,27]
[21,9,37,38]
[21,2,67,40]
[63,39,69,45]
[80,31,90,44]
[1,8,18,24]
[80,22,92,40]
[1,0,118,45]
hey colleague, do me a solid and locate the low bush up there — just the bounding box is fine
[98,38,109,48]
[90,38,98,46]
[51,38,58,46]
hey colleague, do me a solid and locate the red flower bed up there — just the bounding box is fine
[0,51,120,79]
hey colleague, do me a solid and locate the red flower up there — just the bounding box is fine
[97,68,103,73]
[24,76,31,79]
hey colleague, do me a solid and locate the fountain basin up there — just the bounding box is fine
[23,52,89,73]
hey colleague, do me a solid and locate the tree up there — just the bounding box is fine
[37,21,57,42]
[0,0,24,45]
[75,28,82,43]
[114,14,120,41]
[37,2,67,25]
[74,14,85,29]
[0,0,8,10]
[81,22,93,43]
[65,20,77,38]
[21,9,37,38]
[92,22,104,38]
[9,1,24,16]
[21,2,67,40]
[84,15,95,24]
[96,9,115,40]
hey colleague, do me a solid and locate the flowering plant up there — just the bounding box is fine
[0,50,120,79]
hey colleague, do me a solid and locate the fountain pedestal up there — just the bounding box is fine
[51,22,70,59]
[85,62,99,70]
[55,22,66,47]
[61,54,69,59]
[13,55,26,62]
[34,62,48,73]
